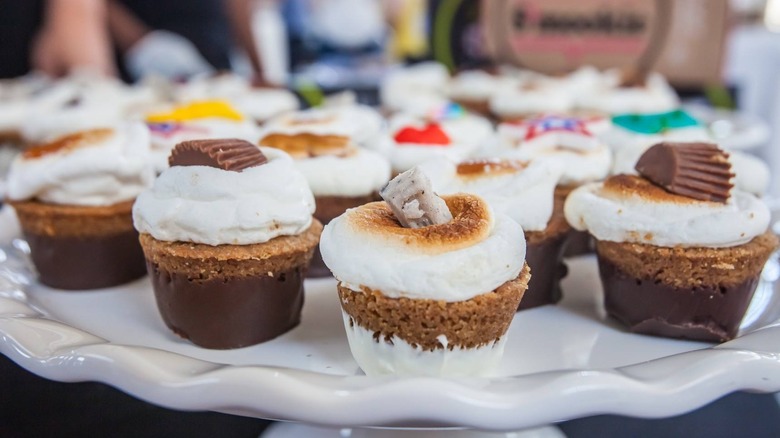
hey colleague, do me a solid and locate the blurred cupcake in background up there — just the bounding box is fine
[259,107,391,277]
[380,62,450,116]
[419,157,567,310]
[145,100,261,173]
[575,69,680,115]
[488,67,602,122]
[488,114,612,256]
[382,103,493,174]
[174,73,299,124]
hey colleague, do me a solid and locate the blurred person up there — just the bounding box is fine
[0,0,267,81]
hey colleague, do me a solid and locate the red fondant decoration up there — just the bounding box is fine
[393,124,451,145]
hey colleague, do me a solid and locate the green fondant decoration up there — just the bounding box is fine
[612,110,700,135]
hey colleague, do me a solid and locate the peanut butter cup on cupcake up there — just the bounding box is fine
[259,108,390,277]
[6,124,154,289]
[565,142,778,342]
[133,140,321,349]
[419,157,567,310]
[320,167,530,376]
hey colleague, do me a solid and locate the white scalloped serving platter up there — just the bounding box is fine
[1,206,779,431]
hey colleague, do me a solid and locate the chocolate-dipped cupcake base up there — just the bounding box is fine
[596,232,778,342]
[139,221,322,349]
[10,199,146,290]
[555,185,594,257]
[521,213,570,310]
[148,263,305,349]
[309,193,379,278]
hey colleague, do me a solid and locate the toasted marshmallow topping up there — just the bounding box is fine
[7,123,154,206]
[564,175,770,248]
[418,158,562,231]
[132,147,315,246]
[321,193,525,302]
[260,107,391,197]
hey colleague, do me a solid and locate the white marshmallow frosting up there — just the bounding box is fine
[295,148,391,197]
[132,147,315,246]
[7,123,154,206]
[321,201,525,302]
[418,158,562,232]
[564,180,770,248]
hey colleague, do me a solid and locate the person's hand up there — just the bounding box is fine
[31,0,115,77]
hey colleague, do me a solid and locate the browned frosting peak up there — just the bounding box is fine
[23,129,114,159]
[456,159,528,179]
[346,193,491,255]
[169,138,267,171]
[635,142,734,203]
[259,133,353,159]
[602,174,702,205]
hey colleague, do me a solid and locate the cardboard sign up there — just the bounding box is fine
[478,0,729,86]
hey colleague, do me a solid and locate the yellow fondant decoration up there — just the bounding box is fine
[146,100,245,123]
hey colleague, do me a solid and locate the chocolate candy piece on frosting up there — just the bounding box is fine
[635,142,734,203]
[169,138,267,171]
[380,167,453,228]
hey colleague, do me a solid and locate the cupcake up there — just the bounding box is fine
[383,106,493,174]
[133,140,321,349]
[488,67,602,122]
[419,157,566,310]
[145,100,261,173]
[446,69,509,116]
[20,74,159,144]
[489,114,613,255]
[575,69,679,115]
[259,108,391,277]
[565,142,778,341]
[320,168,530,376]
[380,62,450,115]
[174,73,299,124]
[6,124,154,289]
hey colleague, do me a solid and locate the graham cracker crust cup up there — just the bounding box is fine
[8,199,146,290]
[308,193,379,278]
[556,184,595,257]
[521,209,571,311]
[139,220,322,350]
[339,263,531,353]
[596,231,779,342]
